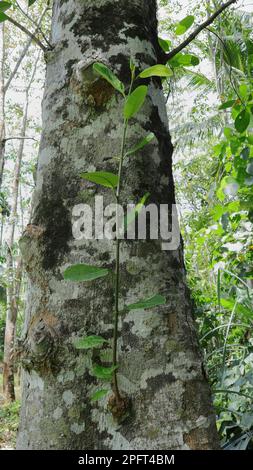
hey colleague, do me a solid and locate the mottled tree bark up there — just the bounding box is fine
[17,0,219,450]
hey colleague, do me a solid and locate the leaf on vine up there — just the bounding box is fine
[124,192,150,230]
[124,86,148,119]
[125,133,155,157]
[93,62,125,96]
[80,171,118,189]
[175,15,195,35]
[234,109,250,133]
[0,1,11,12]
[64,264,109,282]
[127,294,166,310]
[169,53,199,67]
[73,335,108,350]
[92,364,118,380]
[219,100,236,110]
[139,64,172,78]
[90,389,109,402]
[158,37,171,53]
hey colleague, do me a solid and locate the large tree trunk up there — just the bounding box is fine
[17,0,219,450]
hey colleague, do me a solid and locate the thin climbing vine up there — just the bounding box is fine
[63,60,173,418]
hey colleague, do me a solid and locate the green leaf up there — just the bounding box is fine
[80,171,118,189]
[64,264,109,282]
[219,100,236,110]
[124,85,147,119]
[169,53,199,67]
[93,62,125,96]
[211,204,225,221]
[73,335,108,350]
[175,15,195,36]
[92,364,118,380]
[28,0,37,6]
[239,84,248,100]
[0,11,7,22]
[124,192,150,230]
[139,64,172,79]
[0,1,11,11]
[224,127,233,139]
[127,294,166,310]
[175,15,195,35]
[234,109,250,133]
[125,132,155,157]
[90,389,109,402]
[158,37,171,53]
[220,299,252,318]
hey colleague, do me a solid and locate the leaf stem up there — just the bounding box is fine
[112,119,128,402]
[112,73,134,401]
[165,0,238,63]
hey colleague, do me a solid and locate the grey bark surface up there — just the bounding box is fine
[17,0,219,450]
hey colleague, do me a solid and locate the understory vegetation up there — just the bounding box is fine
[162,0,253,449]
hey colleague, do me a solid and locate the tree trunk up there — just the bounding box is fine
[0,23,5,188]
[3,56,39,400]
[17,0,219,450]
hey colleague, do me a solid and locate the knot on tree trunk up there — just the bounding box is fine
[19,224,44,261]
[70,59,115,108]
[15,316,59,374]
[108,393,131,424]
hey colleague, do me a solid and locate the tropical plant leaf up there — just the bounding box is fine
[183,69,214,92]
[80,171,118,189]
[0,1,11,10]
[234,109,250,133]
[93,62,125,96]
[64,264,109,282]
[139,64,172,79]
[73,335,108,349]
[169,53,200,67]
[158,37,171,53]
[124,192,150,230]
[0,11,7,22]
[92,364,118,380]
[175,15,195,35]
[127,294,166,310]
[124,85,148,119]
[219,100,236,110]
[90,389,109,402]
[125,133,155,157]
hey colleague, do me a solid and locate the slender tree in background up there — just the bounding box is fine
[3,54,40,401]
[0,23,5,188]
[0,5,49,190]
[16,0,220,450]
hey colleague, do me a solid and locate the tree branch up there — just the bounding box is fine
[15,1,52,49]
[165,0,238,63]
[4,14,49,53]
[3,136,37,143]
[4,7,50,92]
